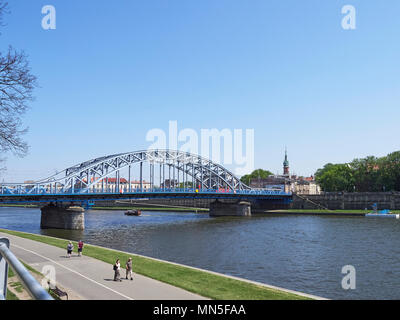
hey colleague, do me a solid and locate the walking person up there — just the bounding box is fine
[125,257,133,280]
[78,240,84,257]
[67,241,73,258]
[113,259,122,282]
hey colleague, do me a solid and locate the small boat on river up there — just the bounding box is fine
[124,209,142,216]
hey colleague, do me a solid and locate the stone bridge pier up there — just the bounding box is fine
[209,200,251,217]
[40,203,85,230]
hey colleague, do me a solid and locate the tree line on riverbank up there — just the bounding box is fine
[240,169,273,186]
[315,151,400,192]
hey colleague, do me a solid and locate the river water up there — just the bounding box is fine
[1,207,399,299]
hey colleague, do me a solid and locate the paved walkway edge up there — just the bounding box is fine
[1,228,327,300]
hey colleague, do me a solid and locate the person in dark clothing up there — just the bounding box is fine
[126,257,133,280]
[67,241,73,258]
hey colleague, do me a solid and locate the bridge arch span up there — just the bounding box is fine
[28,150,250,193]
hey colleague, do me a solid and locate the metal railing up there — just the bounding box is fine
[0,238,53,300]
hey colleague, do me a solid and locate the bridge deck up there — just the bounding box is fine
[0,190,292,204]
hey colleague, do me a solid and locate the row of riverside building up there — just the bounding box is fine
[77,178,151,192]
[248,150,321,195]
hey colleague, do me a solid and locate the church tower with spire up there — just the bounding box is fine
[283,148,289,176]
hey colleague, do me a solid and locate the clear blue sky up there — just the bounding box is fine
[1,0,400,182]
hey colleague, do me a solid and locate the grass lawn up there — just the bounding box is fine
[6,260,42,300]
[267,209,400,215]
[6,267,18,300]
[0,228,311,300]
[268,209,365,214]
[6,289,18,300]
[0,204,39,208]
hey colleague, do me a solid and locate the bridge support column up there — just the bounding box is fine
[209,200,251,217]
[40,204,85,230]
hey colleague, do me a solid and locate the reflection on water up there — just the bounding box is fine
[1,207,400,299]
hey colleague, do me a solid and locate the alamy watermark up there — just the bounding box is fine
[341,265,356,290]
[40,4,356,31]
[341,5,356,30]
[41,5,56,30]
[41,265,56,290]
[146,121,254,176]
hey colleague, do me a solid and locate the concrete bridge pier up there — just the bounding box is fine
[209,200,251,217]
[40,203,85,230]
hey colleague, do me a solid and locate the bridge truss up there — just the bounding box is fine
[1,150,257,196]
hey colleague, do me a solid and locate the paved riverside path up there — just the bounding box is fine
[0,232,207,300]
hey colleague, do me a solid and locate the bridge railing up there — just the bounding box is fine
[0,238,53,300]
[0,185,291,197]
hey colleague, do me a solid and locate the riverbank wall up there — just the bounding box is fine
[291,192,400,210]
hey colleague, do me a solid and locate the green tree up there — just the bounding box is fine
[315,151,400,192]
[178,181,193,189]
[350,156,381,192]
[377,151,400,191]
[240,169,273,185]
[315,163,354,192]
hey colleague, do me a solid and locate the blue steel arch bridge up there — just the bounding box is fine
[0,150,291,205]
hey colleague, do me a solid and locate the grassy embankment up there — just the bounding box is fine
[6,261,44,300]
[6,267,19,300]
[265,209,400,215]
[0,228,311,300]
[0,204,39,208]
